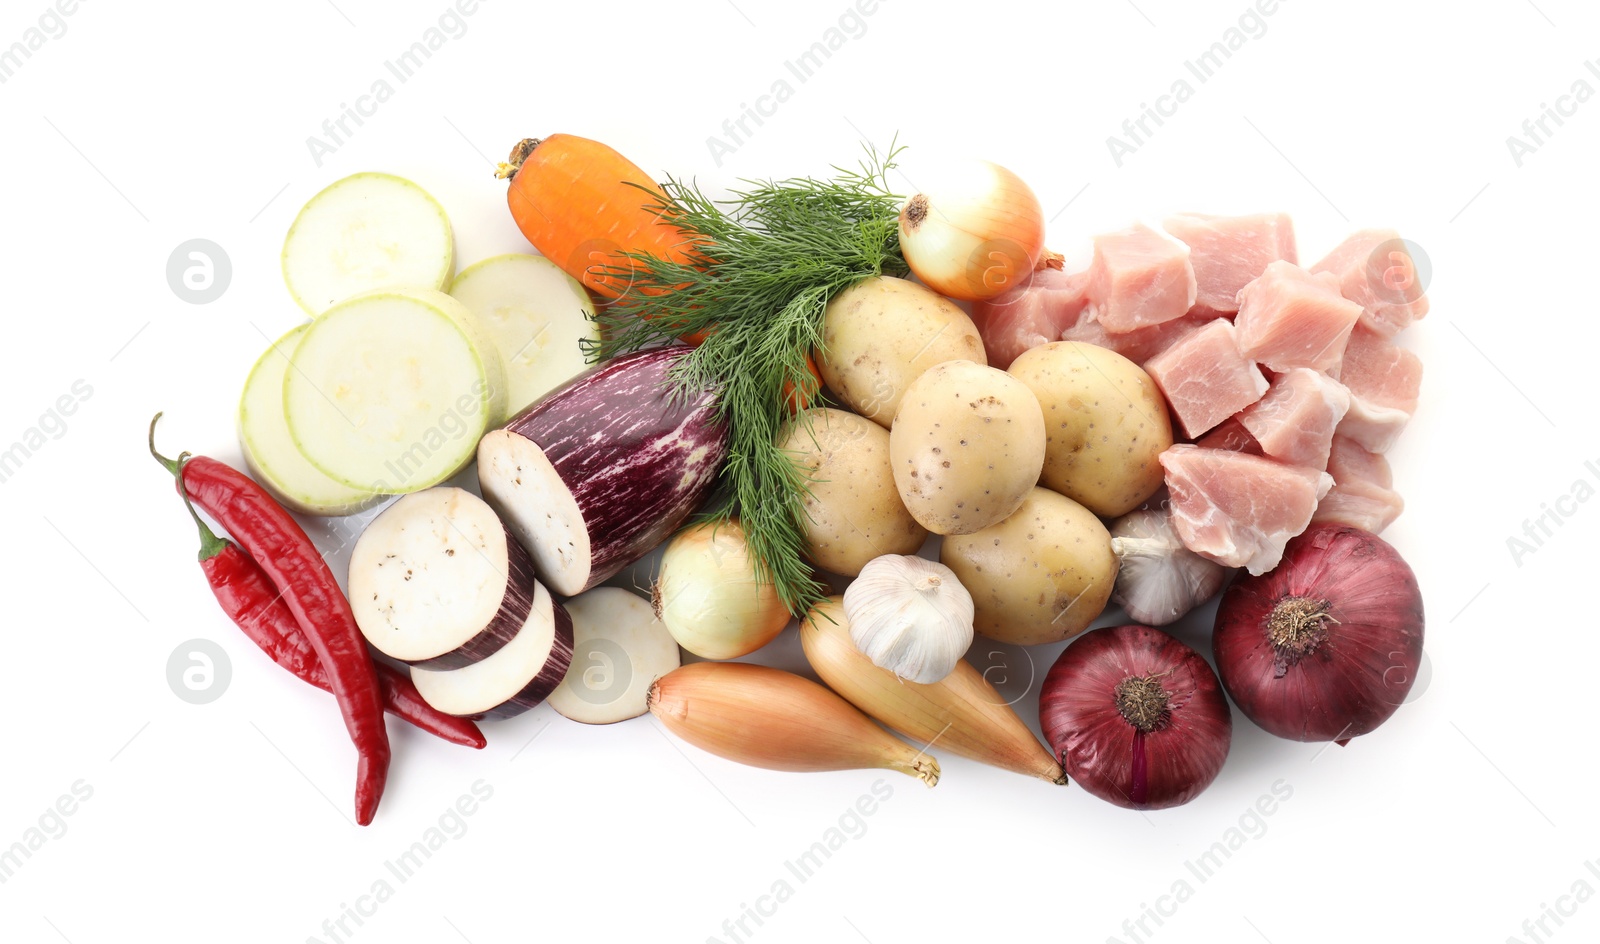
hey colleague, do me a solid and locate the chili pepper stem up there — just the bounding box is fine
[176,456,232,563]
[151,413,231,561]
[148,412,183,477]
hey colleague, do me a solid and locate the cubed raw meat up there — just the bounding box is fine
[1144,319,1268,438]
[1311,229,1430,337]
[1234,261,1363,372]
[1164,212,1297,312]
[1186,304,1238,321]
[1336,399,1411,454]
[1159,445,1333,575]
[1193,416,1262,454]
[1058,308,1214,366]
[1313,480,1403,534]
[1330,326,1422,453]
[1326,433,1394,488]
[1084,223,1198,333]
[1335,326,1422,413]
[1236,369,1351,471]
[1312,435,1404,533]
[970,267,1091,370]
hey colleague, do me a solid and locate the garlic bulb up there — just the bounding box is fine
[1109,506,1231,626]
[842,555,975,683]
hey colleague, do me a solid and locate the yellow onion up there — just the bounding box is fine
[648,662,940,785]
[653,520,790,659]
[897,160,1050,302]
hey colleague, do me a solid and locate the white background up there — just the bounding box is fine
[0,1,1593,942]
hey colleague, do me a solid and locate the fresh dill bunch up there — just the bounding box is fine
[585,142,909,617]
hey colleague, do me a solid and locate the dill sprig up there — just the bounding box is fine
[585,142,909,616]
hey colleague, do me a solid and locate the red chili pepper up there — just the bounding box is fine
[176,486,485,747]
[151,415,390,825]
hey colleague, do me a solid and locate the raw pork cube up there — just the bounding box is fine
[1185,304,1238,321]
[1144,319,1268,438]
[1326,433,1395,489]
[1312,435,1404,533]
[1330,326,1422,453]
[1159,445,1333,575]
[1311,229,1430,338]
[1194,416,1262,454]
[970,267,1091,370]
[1335,326,1422,412]
[1236,369,1351,470]
[1234,261,1363,372]
[1164,212,1297,312]
[1324,432,1388,489]
[1058,308,1214,366]
[1337,399,1410,454]
[1084,223,1198,333]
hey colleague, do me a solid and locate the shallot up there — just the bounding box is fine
[649,662,940,785]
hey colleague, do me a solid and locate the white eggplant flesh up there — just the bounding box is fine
[349,487,538,669]
[476,347,728,596]
[549,587,681,725]
[411,581,574,720]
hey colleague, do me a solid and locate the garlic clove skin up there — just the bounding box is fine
[1109,507,1232,626]
[843,555,975,684]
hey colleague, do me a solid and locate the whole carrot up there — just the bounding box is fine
[497,133,695,299]
[499,133,821,407]
[151,415,390,825]
[177,486,484,748]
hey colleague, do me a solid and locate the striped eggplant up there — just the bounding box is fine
[476,346,729,597]
[411,582,575,720]
[349,488,563,671]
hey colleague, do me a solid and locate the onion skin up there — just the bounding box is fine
[801,597,1065,784]
[898,162,1047,302]
[1040,626,1231,810]
[1213,525,1424,743]
[648,662,940,785]
[653,521,790,660]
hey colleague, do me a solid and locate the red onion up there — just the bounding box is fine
[1213,525,1425,743]
[1040,625,1232,810]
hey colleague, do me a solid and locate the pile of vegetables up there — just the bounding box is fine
[152,130,1429,822]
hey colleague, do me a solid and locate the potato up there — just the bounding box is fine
[940,486,1115,646]
[889,360,1045,535]
[817,276,985,427]
[777,408,927,576]
[1007,341,1172,518]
